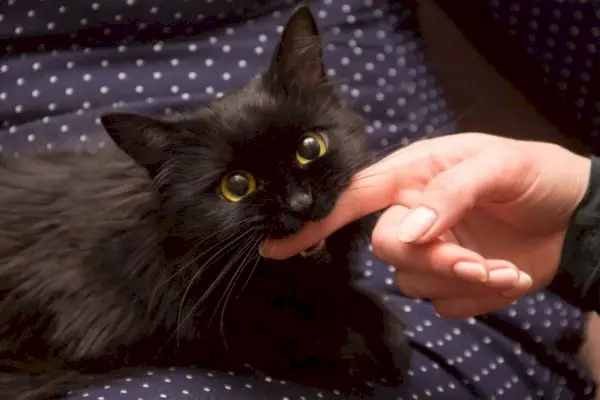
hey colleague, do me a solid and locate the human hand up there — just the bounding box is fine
[259,133,591,318]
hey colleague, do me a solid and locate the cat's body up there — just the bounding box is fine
[0,6,410,400]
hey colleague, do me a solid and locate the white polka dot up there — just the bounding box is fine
[153,42,164,52]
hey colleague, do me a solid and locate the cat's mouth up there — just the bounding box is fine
[299,239,326,258]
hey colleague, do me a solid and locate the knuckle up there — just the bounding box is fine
[428,176,475,211]
[428,176,457,199]
[490,143,530,178]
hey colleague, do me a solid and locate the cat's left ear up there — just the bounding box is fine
[267,5,326,91]
[101,112,173,174]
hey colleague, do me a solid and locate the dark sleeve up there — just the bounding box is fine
[548,156,600,313]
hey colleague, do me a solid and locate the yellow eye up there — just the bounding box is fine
[296,132,328,165]
[220,171,257,202]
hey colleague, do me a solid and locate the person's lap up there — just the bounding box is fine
[63,252,595,400]
[0,0,595,398]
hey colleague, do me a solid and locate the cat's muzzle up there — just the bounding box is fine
[300,239,326,258]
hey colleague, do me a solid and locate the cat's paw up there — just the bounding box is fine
[341,296,411,389]
[380,312,411,384]
[332,324,407,394]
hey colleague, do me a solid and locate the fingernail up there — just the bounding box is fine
[501,272,533,298]
[488,268,519,286]
[453,262,488,282]
[397,206,437,243]
[258,241,268,258]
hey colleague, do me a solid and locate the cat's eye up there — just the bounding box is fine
[296,132,328,165]
[220,171,257,202]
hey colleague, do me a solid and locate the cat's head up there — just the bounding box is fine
[101,6,367,244]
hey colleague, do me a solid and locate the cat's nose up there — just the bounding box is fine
[289,192,313,214]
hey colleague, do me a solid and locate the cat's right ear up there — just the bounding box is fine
[101,113,172,174]
[267,5,326,92]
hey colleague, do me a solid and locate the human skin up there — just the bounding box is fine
[260,133,591,318]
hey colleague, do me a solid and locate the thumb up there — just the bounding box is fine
[397,147,535,244]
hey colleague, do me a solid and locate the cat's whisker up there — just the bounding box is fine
[172,230,246,335]
[155,229,242,310]
[158,217,265,290]
[236,234,268,300]
[174,228,253,311]
[212,233,265,350]
[175,228,258,338]
[221,246,262,350]
[161,217,266,312]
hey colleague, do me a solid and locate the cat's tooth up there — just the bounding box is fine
[300,239,325,258]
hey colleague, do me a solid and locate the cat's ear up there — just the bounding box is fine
[101,113,173,173]
[268,5,326,91]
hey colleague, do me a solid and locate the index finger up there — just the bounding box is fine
[259,133,500,259]
[259,156,405,260]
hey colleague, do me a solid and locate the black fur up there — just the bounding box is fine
[0,6,410,400]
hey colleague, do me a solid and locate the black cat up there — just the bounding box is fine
[0,6,410,400]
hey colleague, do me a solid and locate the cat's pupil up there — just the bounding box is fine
[298,137,320,160]
[226,174,250,197]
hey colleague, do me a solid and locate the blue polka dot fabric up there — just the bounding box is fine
[487,0,600,147]
[0,0,597,399]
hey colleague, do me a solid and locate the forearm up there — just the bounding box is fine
[549,156,600,313]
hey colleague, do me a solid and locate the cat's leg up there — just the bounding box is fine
[339,288,411,389]
[326,219,411,391]
[375,295,412,381]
